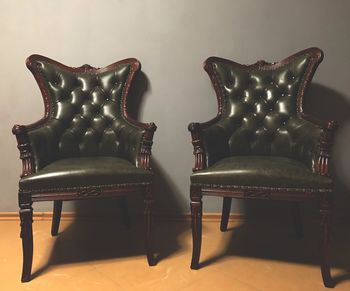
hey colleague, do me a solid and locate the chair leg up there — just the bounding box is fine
[190,185,202,269]
[291,202,303,239]
[119,196,130,229]
[220,197,232,232]
[51,201,62,236]
[19,203,33,282]
[320,193,333,288]
[144,185,156,266]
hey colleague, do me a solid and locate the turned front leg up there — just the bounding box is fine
[320,193,333,288]
[190,185,202,269]
[19,202,33,282]
[144,185,156,266]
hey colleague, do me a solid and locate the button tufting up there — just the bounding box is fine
[27,58,139,160]
[210,54,314,159]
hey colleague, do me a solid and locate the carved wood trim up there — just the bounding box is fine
[76,188,101,198]
[188,123,205,171]
[244,190,271,199]
[314,121,337,176]
[28,185,146,202]
[12,125,35,177]
[138,123,157,170]
[199,185,328,202]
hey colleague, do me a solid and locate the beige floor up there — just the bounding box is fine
[1,217,350,291]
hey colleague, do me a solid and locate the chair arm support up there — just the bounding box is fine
[188,115,226,172]
[12,125,35,177]
[188,122,205,172]
[299,113,338,172]
[314,120,337,176]
[122,119,157,170]
[294,116,337,177]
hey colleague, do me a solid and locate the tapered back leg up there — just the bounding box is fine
[220,197,232,232]
[51,201,62,236]
[320,194,333,288]
[144,185,156,266]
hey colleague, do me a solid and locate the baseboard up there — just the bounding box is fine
[0,212,348,223]
[0,212,244,222]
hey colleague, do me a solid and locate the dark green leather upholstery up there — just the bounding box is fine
[26,58,144,171]
[191,156,331,191]
[18,56,154,192]
[202,53,322,170]
[20,157,152,192]
[191,49,328,189]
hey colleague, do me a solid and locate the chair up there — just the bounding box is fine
[188,48,337,287]
[12,55,157,282]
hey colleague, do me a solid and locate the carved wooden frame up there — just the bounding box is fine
[188,48,337,288]
[12,55,157,282]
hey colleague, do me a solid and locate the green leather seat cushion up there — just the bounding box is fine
[20,157,153,191]
[191,156,332,190]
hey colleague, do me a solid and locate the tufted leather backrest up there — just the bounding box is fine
[203,48,324,165]
[25,55,142,170]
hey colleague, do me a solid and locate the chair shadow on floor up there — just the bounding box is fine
[31,163,189,279]
[30,69,189,279]
[198,84,350,286]
[198,215,350,284]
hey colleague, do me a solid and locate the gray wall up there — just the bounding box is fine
[1,0,350,217]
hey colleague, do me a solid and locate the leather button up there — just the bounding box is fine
[257,119,264,127]
[226,77,235,87]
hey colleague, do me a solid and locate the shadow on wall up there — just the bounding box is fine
[29,69,189,278]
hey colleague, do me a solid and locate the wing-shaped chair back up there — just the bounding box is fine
[189,48,337,287]
[203,49,323,169]
[26,55,143,171]
[13,55,157,282]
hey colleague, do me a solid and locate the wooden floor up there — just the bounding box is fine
[1,217,350,290]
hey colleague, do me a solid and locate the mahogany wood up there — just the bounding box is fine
[144,185,156,266]
[51,200,62,236]
[190,185,202,269]
[220,197,232,232]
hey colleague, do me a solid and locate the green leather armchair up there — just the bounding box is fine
[12,55,157,282]
[188,48,337,287]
